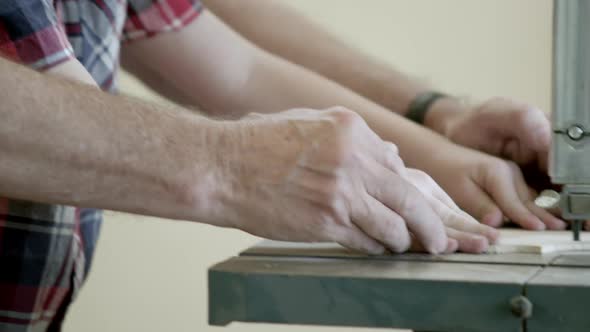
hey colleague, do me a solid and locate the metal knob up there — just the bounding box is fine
[534,189,561,211]
[510,295,533,319]
[567,125,585,141]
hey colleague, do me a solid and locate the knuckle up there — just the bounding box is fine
[407,169,434,187]
[523,108,548,133]
[504,160,520,173]
[384,141,399,155]
[480,161,508,188]
[327,106,360,123]
[397,186,423,216]
[515,106,539,127]
[382,142,404,170]
[488,158,511,174]
[440,208,462,227]
[412,169,430,180]
[328,106,362,127]
[327,107,366,135]
[526,105,544,117]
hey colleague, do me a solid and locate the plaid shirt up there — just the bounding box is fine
[0,1,202,331]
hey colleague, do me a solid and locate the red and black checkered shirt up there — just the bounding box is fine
[0,1,202,331]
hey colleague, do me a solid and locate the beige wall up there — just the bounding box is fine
[63,1,552,331]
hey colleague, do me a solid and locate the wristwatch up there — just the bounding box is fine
[405,91,448,125]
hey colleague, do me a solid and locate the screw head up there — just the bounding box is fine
[567,125,585,141]
[510,295,533,319]
[534,189,561,209]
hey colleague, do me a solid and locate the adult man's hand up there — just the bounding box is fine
[215,107,497,255]
[403,169,498,253]
[426,97,551,170]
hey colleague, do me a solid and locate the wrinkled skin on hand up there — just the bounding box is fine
[219,107,497,254]
[403,169,498,253]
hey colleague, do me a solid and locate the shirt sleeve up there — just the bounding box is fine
[0,0,74,70]
[123,0,204,42]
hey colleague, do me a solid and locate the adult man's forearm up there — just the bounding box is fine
[230,49,452,168]
[0,58,223,222]
[204,0,439,115]
[120,7,456,167]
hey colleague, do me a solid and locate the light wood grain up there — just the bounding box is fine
[489,229,590,254]
[247,229,590,256]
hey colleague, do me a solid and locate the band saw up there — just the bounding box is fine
[208,1,590,331]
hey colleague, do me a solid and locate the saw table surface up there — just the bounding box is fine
[208,230,590,332]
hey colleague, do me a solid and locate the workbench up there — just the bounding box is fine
[207,0,590,330]
[208,238,590,332]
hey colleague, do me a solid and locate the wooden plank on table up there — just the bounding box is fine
[489,229,590,254]
[241,229,590,265]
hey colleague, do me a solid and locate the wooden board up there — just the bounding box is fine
[242,229,590,257]
[489,229,590,254]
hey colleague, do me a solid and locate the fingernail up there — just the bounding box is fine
[533,220,546,230]
[473,236,490,254]
[428,247,441,255]
[369,244,387,255]
[445,238,459,254]
[427,241,446,255]
[486,228,500,243]
[553,220,568,230]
